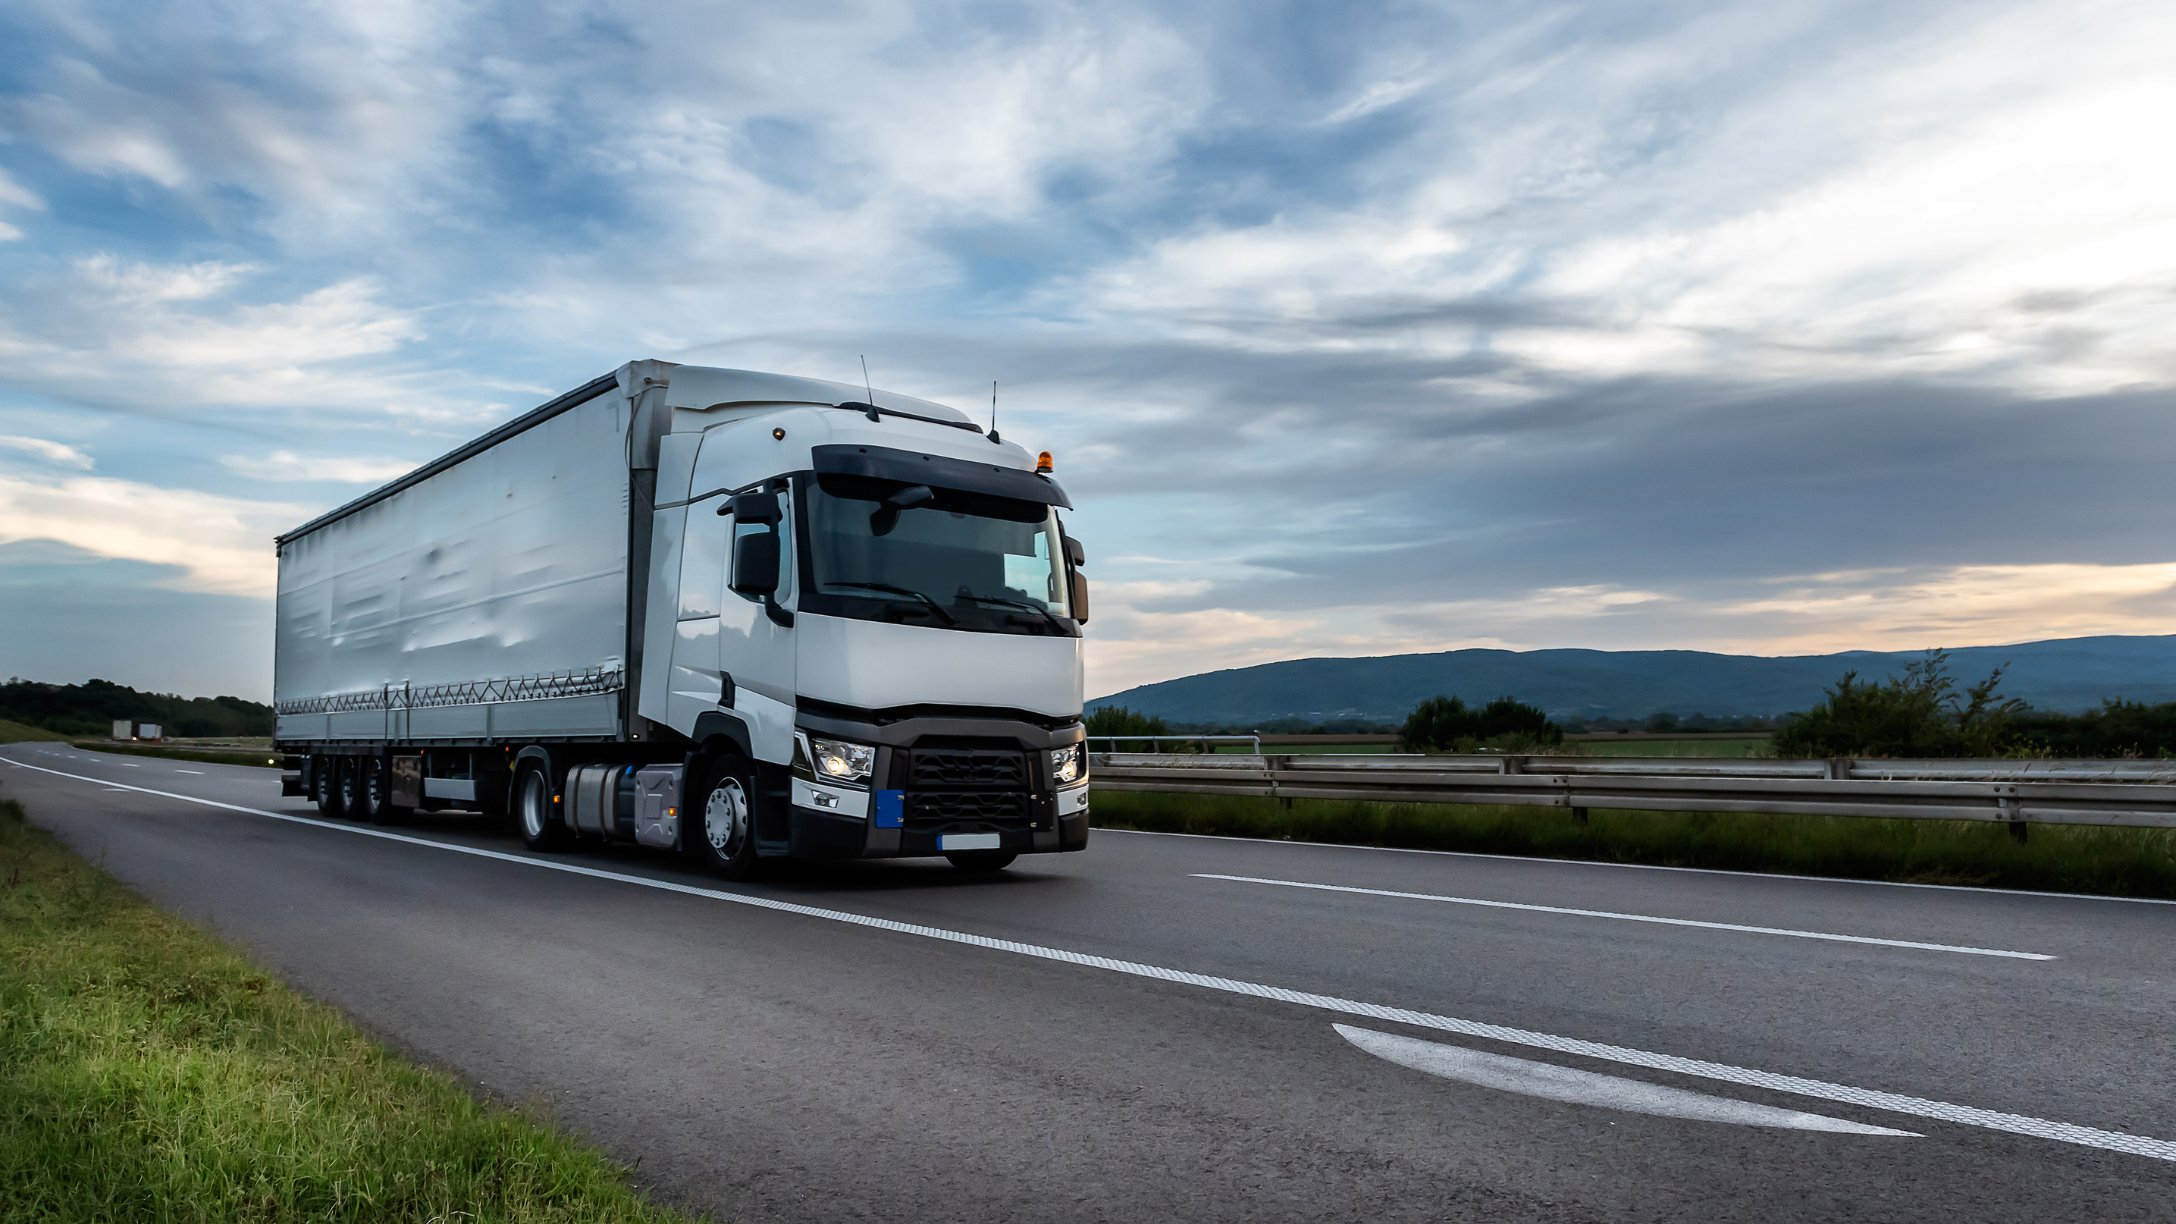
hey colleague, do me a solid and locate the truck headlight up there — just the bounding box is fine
[1051,743,1086,785]
[808,737,876,784]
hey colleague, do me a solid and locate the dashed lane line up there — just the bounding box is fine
[1194,873,2056,960]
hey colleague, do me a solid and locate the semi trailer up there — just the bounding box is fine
[273,360,1090,878]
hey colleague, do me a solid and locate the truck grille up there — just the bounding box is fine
[907,746,1026,789]
[905,791,1028,823]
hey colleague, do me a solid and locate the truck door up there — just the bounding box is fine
[684,424,797,764]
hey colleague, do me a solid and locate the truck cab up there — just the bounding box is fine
[635,368,1090,876]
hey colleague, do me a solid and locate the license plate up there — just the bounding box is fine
[939,833,1001,851]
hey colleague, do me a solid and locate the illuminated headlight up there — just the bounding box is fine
[808,736,876,784]
[1051,743,1086,785]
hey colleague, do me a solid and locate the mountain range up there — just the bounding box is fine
[1088,635,2176,724]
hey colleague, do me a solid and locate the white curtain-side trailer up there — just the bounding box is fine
[274,361,1091,877]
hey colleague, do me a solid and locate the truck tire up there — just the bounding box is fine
[690,756,760,881]
[312,757,343,817]
[946,852,1017,872]
[360,757,404,826]
[515,762,567,852]
[343,755,378,822]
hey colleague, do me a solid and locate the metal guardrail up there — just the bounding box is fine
[1086,752,2176,833]
[1086,735,1262,754]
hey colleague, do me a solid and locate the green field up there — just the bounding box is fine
[1088,790,2176,899]
[0,795,689,1223]
[73,740,284,768]
[1574,736,1772,757]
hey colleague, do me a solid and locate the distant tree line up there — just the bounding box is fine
[1773,649,2176,759]
[0,678,273,739]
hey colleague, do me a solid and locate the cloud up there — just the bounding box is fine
[0,435,94,469]
[4,0,2176,701]
[0,470,305,597]
[219,450,414,483]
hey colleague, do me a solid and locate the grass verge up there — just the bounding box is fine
[1090,790,2176,899]
[0,719,67,746]
[71,740,282,768]
[0,796,691,1222]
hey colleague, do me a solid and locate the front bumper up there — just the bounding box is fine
[787,781,1090,859]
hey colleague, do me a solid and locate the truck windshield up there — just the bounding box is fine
[800,473,1073,636]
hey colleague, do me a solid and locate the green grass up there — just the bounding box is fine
[72,741,283,768]
[1575,737,1772,757]
[0,796,694,1223]
[0,719,67,746]
[1090,790,2176,898]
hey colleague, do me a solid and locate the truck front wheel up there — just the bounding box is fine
[515,762,566,852]
[691,757,760,881]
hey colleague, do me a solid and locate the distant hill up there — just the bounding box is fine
[1089,635,2176,725]
[0,678,273,739]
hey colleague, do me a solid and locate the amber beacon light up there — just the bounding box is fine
[1036,451,1054,474]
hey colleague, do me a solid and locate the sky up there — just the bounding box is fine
[2,0,2174,704]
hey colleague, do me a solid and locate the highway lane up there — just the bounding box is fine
[5,745,2173,1221]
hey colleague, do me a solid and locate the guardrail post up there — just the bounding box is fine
[1273,755,1292,810]
[2002,790,2027,843]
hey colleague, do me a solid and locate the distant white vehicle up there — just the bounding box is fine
[273,362,1091,877]
[112,719,132,740]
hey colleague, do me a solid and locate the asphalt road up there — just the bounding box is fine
[6,744,2173,1222]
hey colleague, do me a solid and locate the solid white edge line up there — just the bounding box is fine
[6,754,2173,1163]
[1192,874,2056,960]
[1102,827,2176,906]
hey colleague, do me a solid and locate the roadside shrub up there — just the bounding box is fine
[1400,695,1565,752]
[1774,649,2022,758]
[2009,699,2176,759]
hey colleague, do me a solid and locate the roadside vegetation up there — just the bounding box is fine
[1088,791,2176,899]
[1774,649,2176,759]
[0,796,691,1223]
[0,676,273,739]
[0,718,67,746]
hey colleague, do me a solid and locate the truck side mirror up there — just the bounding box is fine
[730,530,780,595]
[1069,570,1089,623]
[730,491,783,524]
[1064,535,1085,567]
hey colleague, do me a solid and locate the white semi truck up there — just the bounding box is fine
[273,361,1090,877]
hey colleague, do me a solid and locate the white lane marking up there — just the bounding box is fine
[5,754,2173,1164]
[122,763,140,767]
[174,769,205,775]
[103,787,129,792]
[1194,873,2055,961]
[1110,827,2176,907]
[1334,1025,1917,1135]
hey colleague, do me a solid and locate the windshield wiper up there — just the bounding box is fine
[822,582,958,626]
[955,592,1066,633]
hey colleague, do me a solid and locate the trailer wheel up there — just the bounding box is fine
[360,757,404,826]
[945,852,1017,872]
[515,762,566,851]
[313,757,344,817]
[691,757,760,880]
[343,756,378,822]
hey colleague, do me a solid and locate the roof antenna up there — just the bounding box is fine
[987,380,1000,443]
[860,356,879,421]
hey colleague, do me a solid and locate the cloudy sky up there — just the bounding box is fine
[3,0,2174,703]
